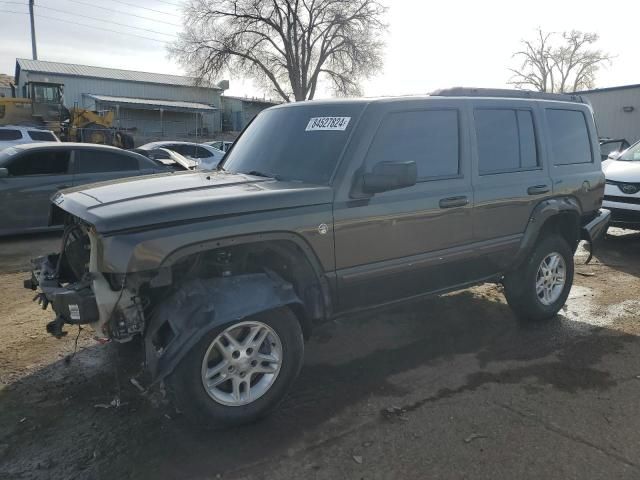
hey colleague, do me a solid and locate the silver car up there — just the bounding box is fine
[0,142,166,235]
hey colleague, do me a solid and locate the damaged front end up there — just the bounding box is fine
[25,221,144,342]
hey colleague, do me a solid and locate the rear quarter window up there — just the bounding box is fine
[0,129,22,141]
[546,109,593,165]
[28,130,57,141]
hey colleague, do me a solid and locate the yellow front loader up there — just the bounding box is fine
[0,82,133,148]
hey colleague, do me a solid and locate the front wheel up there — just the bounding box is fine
[167,307,304,428]
[503,234,574,321]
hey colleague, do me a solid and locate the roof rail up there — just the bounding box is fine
[430,87,587,103]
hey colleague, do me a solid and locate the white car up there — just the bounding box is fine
[137,141,225,170]
[0,125,60,151]
[602,139,640,229]
[203,140,234,152]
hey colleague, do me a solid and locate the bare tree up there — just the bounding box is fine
[509,28,612,93]
[170,0,387,102]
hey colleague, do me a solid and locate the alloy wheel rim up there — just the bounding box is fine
[536,252,566,306]
[201,321,283,406]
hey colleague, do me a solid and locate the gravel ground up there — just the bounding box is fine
[0,230,639,479]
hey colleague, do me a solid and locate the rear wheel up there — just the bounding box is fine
[167,307,304,428]
[503,234,574,321]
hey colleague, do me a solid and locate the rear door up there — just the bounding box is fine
[72,149,141,186]
[0,148,72,232]
[469,100,552,274]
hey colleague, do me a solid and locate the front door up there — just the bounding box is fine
[0,148,73,233]
[332,101,475,312]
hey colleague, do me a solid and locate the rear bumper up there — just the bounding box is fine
[580,209,611,244]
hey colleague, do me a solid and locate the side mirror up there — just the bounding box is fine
[607,152,619,160]
[362,161,417,194]
[0,168,8,178]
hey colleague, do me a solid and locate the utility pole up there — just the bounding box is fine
[29,0,38,60]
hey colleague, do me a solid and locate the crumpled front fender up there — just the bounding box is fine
[145,272,303,382]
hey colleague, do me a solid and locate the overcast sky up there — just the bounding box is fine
[0,0,638,99]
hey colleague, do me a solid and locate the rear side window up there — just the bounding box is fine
[7,150,70,175]
[171,144,196,157]
[366,109,459,180]
[546,109,593,165]
[0,129,22,141]
[75,150,139,173]
[193,146,213,159]
[475,109,538,175]
[28,130,57,141]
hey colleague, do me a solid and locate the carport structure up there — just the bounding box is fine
[84,94,219,139]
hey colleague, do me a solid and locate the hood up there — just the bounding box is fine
[53,171,333,234]
[602,159,640,182]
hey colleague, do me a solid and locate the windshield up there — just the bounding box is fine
[619,142,640,161]
[222,103,364,184]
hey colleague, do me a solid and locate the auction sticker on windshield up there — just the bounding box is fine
[306,117,351,131]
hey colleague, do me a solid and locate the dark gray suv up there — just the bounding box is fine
[26,89,610,427]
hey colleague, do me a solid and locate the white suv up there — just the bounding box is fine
[602,139,640,229]
[0,126,60,151]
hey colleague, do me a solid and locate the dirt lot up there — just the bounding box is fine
[1,231,640,479]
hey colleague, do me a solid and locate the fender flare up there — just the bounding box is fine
[512,197,581,267]
[144,272,303,383]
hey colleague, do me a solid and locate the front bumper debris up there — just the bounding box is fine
[26,254,99,338]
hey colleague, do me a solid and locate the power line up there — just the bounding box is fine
[110,0,178,17]
[62,0,181,27]
[2,9,172,44]
[154,0,184,6]
[35,4,178,38]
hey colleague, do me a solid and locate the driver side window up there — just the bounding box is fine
[7,150,71,176]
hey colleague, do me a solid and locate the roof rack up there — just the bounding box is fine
[430,87,587,103]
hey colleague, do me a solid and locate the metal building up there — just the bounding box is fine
[221,95,279,131]
[14,58,226,141]
[578,84,640,143]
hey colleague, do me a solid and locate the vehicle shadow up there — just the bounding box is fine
[0,288,635,480]
[592,229,640,279]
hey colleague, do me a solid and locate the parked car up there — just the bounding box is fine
[0,142,168,235]
[0,125,59,151]
[602,139,640,229]
[599,138,630,161]
[26,89,609,428]
[203,140,234,153]
[137,141,225,170]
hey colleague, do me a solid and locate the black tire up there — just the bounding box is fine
[503,234,574,321]
[167,307,304,428]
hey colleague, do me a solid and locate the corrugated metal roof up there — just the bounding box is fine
[575,84,640,94]
[85,94,217,112]
[16,58,219,89]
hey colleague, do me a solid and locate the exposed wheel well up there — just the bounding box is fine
[538,213,580,252]
[166,240,325,339]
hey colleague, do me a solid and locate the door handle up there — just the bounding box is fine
[527,185,550,195]
[439,196,469,209]
[57,184,71,189]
